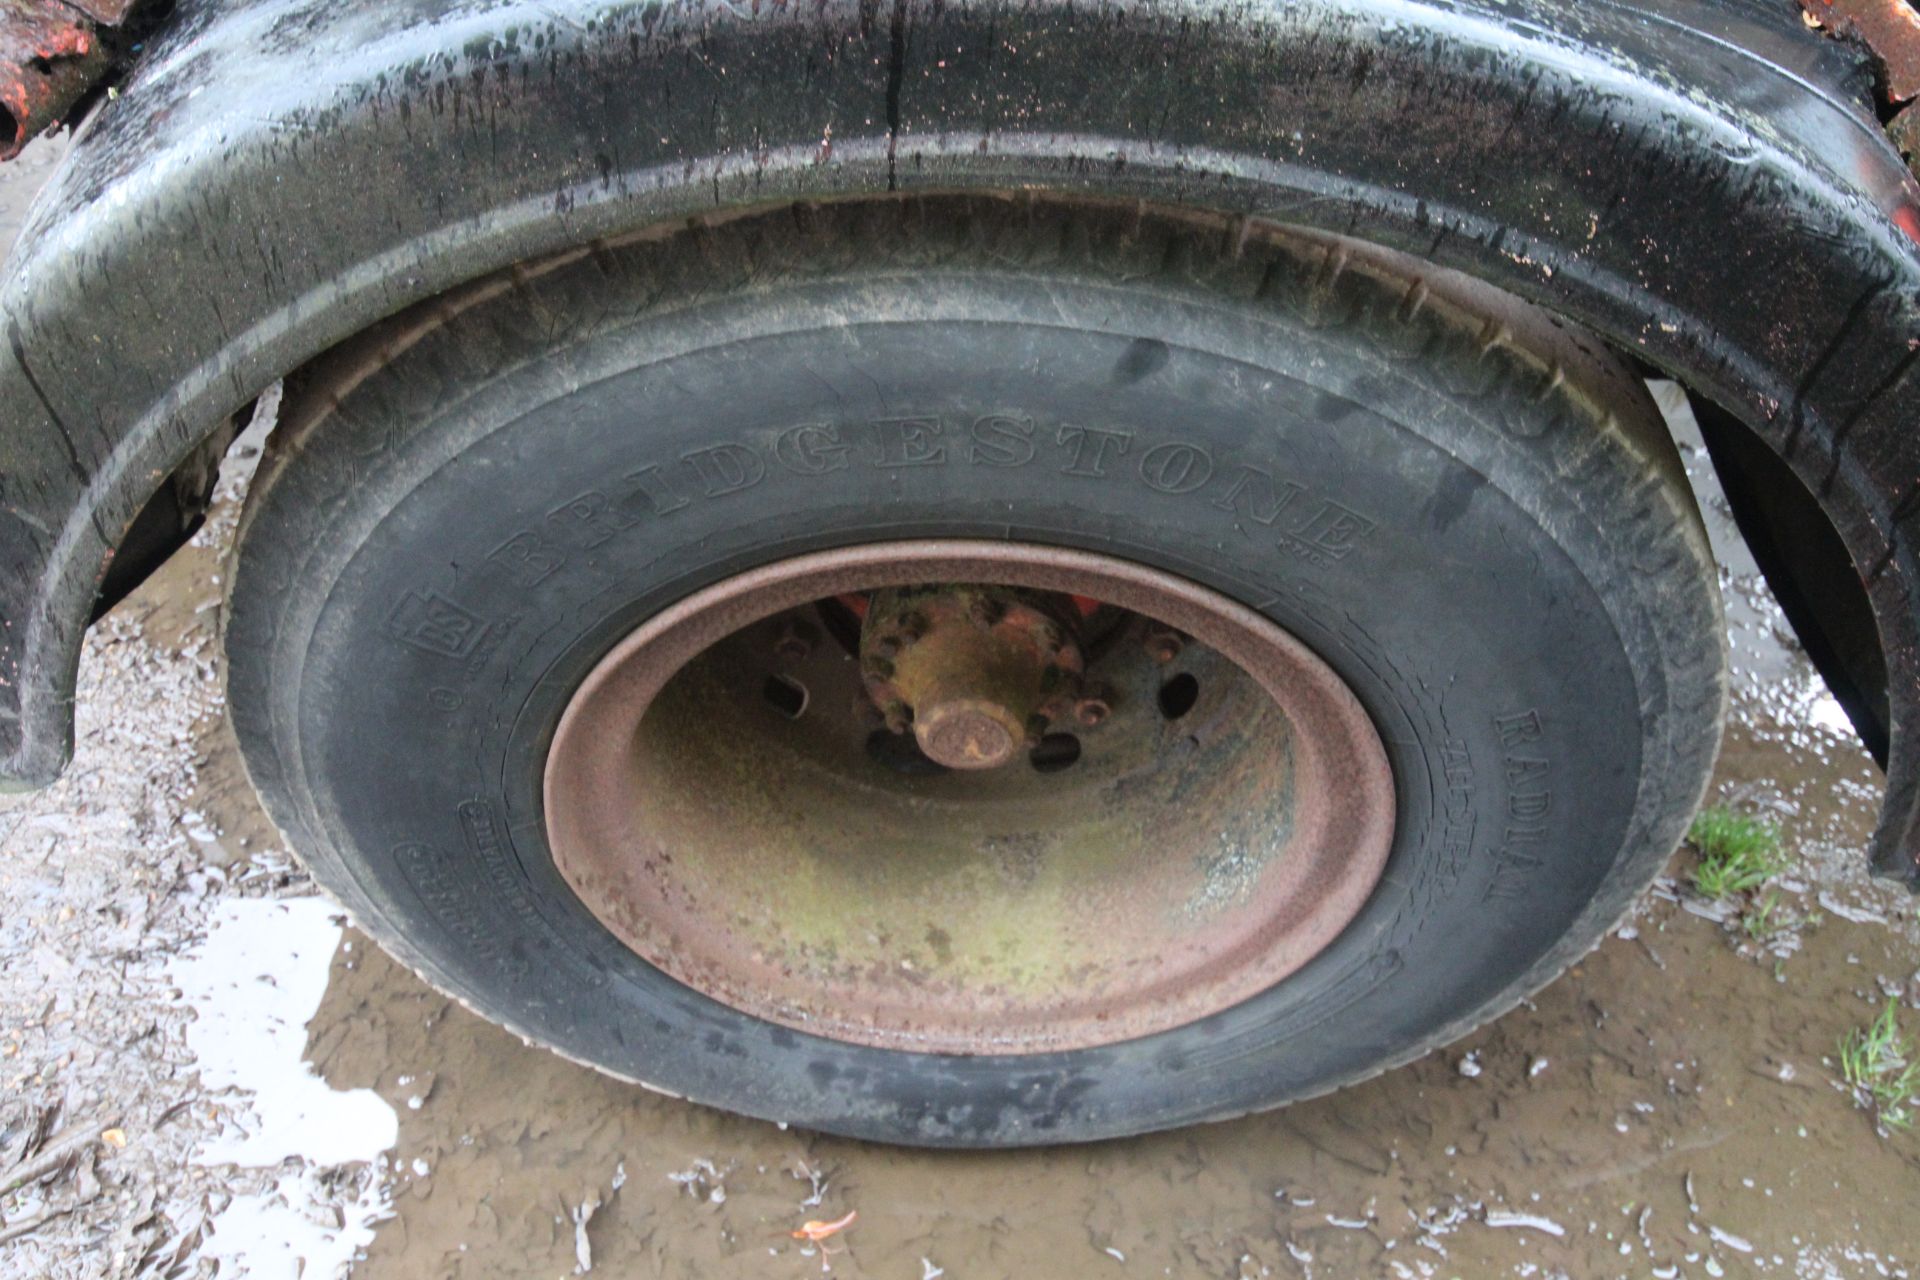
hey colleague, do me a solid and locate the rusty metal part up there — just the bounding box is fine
[543,541,1396,1055]
[1072,681,1115,728]
[1890,97,1920,167]
[66,1,137,21]
[773,617,816,664]
[1798,0,1920,102]
[0,0,148,162]
[1,1,107,161]
[1142,623,1187,665]
[859,585,1084,770]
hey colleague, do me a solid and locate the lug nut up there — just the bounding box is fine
[1143,625,1185,664]
[1074,686,1113,728]
[968,596,1006,628]
[774,618,817,663]
[852,690,886,728]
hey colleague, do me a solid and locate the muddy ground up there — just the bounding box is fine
[4,139,1920,1279]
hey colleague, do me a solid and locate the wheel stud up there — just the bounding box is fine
[774,617,817,663]
[1074,684,1114,728]
[968,596,1006,628]
[1143,624,1186,664]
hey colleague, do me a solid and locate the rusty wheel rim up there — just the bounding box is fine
[544,541,1394,1054]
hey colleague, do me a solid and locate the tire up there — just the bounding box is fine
[224,196,1725,1147]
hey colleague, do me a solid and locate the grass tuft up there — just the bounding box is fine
[1686,806,1785,899]
[1838,1000,1920,1134]
[1740,890,1781,941]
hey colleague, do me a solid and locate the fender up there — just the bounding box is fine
[3,0,1919,882]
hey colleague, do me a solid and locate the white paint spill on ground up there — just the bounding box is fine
[199,1166,393,1280]
[172,897,397,1166]
[1483,1211,1567,1238]
[170,896,398,1277]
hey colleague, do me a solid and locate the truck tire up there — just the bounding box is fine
[224,196,1724,1147]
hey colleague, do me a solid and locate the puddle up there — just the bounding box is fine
[171,897,397,1169]
[168,896,397,1277]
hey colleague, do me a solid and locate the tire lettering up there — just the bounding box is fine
[547,490,642,550]
[1138,441,1213,494]
[1438,737,1477,886]
[624,462,692,516]
[867,417,947,467]
[459,799,608,990]
[1055,423,1132,477]
[473,412,1384,598]
[487,529,565,587]
[774,423,853,475]
[967,414,1036,467]
[1210,464,1306,526]
[394,842,531,978]
[386,590,489,660]
[1485,708,1550,902]
[680,443,765,496]
[1293,501,1378,561]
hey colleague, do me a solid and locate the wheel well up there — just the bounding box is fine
[1689,391,1890,765]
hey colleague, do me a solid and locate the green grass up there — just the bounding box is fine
[1741,889,1781,940]
[1686,806,1786,899]
[1838,1000,1920,1133]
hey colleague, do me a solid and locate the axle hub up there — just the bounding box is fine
[859,585,1087,769]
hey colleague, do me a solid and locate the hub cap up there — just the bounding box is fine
[543,541,1394,1054]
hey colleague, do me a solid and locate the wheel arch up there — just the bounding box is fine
[4,0,1920,884]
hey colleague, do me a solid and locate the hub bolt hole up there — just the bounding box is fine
[762,674,810,719]
[1029,732,1083,773]
[1158,673,1200,720]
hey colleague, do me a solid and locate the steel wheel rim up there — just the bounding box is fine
[543,540,1395,1054]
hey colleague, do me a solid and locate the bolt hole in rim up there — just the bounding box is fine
[760,673,809,719]
[1158,672,1202,721]
[543,541,1395,1054]
[1029,732,1084,774]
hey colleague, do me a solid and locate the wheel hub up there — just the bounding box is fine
[542,541,1395,1054]
[859,585,1094,770]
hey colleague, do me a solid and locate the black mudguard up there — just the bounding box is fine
[3,0,1919,883]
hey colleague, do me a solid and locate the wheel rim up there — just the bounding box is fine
[543,541,1395,1054]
